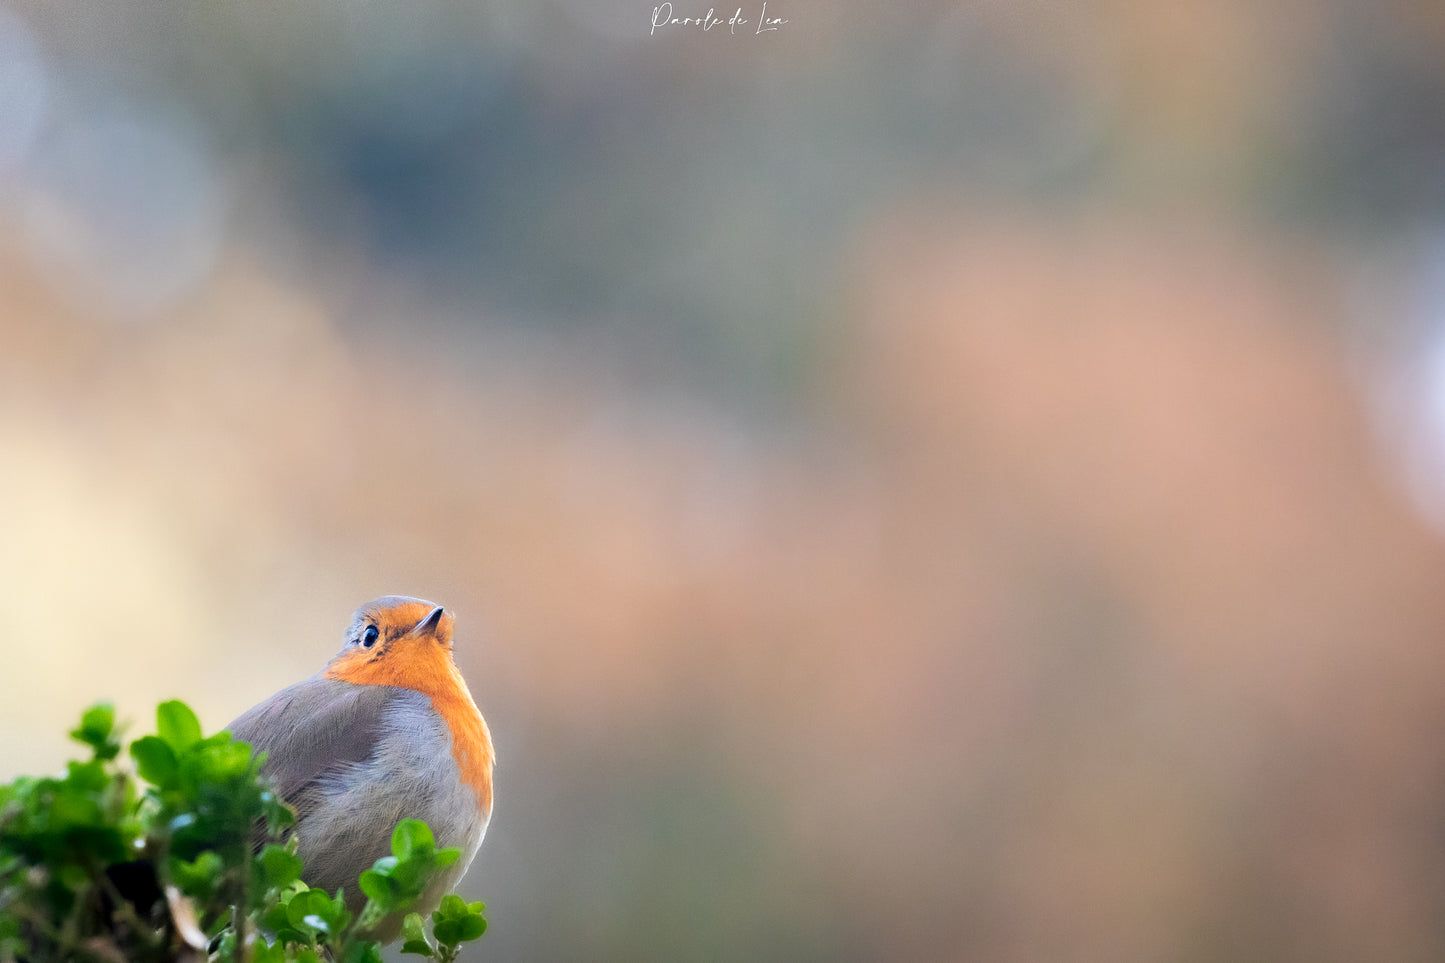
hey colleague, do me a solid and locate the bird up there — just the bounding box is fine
[226,596,494,943]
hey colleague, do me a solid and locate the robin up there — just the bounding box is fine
[226,596,494,942]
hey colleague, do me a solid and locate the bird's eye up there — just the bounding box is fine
[362,625,380,647]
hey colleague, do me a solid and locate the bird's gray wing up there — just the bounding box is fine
[225,677,401,816]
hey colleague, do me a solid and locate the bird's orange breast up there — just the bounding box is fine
[324,639,494,814]
[427,685,494,814]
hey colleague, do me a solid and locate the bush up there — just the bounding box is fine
[0,701,487,962]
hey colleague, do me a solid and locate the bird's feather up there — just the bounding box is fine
[226,677,402,808]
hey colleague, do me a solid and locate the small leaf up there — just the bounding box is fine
[391,819,435,860]
[401,913,430,945]
[251,940,287,963]
[288,888,334,930]
[76,702,113,735]
[400,940,433,956]
[456,913,487,941]
[156,700,203,753]
[358,869,394,905]
[388,858,429,902]
[257,844,303,889]
[64,759,109,792]
[343,942,386,963]
[70,703,120,759]
[260,902,293,936]
[182,737,252,787]
[324,888,353,932]
[172,850,225,897]
[130,736,178,786]
[433,917,463,946]
[438,893,467,919]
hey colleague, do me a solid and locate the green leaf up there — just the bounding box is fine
[342,941,386,963]
[69,703,121,759]
[358,869,394,905]
[64,759,109,792]
[156,700,203,753]
[437,893,468,919]
[186,737,252,783]
[78,702,114,736]
[401,912,431,945]
[251,939,287,963]
[388,857,428,901]
[257,843,303,889]
[286,887,352,939]
[400,940,434,956]
[433,897,488,945]
[433,917,462,946]
[456,913,487,941]
[129,736,178,786]
[288,888,333,930]
[325,888,353,933]
[172,850,225,898]
[260,901,294,937]
[391,819,435,860]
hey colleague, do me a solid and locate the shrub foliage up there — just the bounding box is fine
[0,701,487,962]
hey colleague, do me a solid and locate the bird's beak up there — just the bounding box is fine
[413,606,446,637]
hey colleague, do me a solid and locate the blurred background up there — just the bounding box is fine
[4,1,1445,959]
